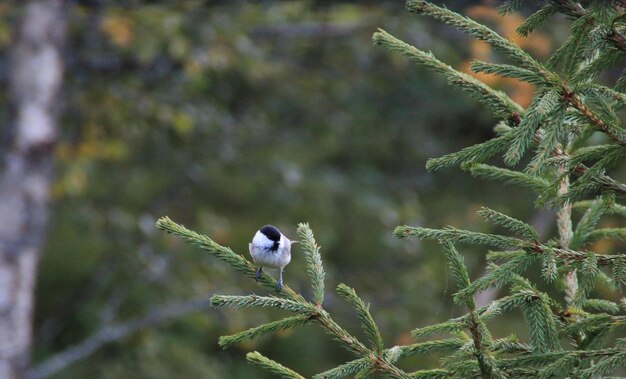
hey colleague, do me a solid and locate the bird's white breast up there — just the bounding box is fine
[249,234,291,269]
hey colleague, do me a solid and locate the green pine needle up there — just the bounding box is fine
[456,255,535,300]
[394,225,525,250]
[156,217,304,301]
[490,337,532,354]
[582,298,620,314]
[548,14,595,77]
[399,339,466,358]
[469,164,550,193]
[297,223,325,306]
[218,315,311,349]
[411,321,464,339]
[470,60,545,85]
[517,5,558,36]
[406,0,551,77]
[440,240,473,306]
[504,92,554,166]
[587,227,626,244]
[313,357,371,379]
[537,355,578,379]
[579,351,626,378]
[570,200,605,250]
[477,207,538,240]
[156,2,626,377]
[246,351,306,379]
[426,135,515,171]
[526,103,567,174]
[336,283,384,354]
[573,50,621,84]
[372,29,522,119]
[211,294,313,314]
[354,366,376,379]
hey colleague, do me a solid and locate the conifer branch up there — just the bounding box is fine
[426,136,515,171]
[470,61,545,85]
[574,200,626,216]
[398,339,467,358]
[405,0,555,80]
[512,279,562,352]
[457,255,537,301]
[315,340,466,379]
[606,29,626,53]
[490,337,533,354]
[570,200,604,250]
[246,351,306,379]
[505,91,555,166]
[336,284,384,354]
[378,1,626,378]
[157,217,414,378]
[156,217,304,301]
[467,312,496,379]
[582,298,620,314]
[478,207,538,240]
[564,91,626,146]
[394,226,525,250]
[395,220,626,268]
[556,1,626,54]
[440,240,497,378]
[314,357,372,379]
[587,227,626,244]
[411,321,464,339]
[372,29,522,120]
[297,223,325,306]
[468,164,549,193]
[218,315,311,349]
[156,3,626,378]
[354,367,375,379]
[569,165,626,198]
[516,5,558,36]
[467,119,626,199]
[440,240,472,300]
[529,241,626,267]
[211,294,313,314]
[497,345,626,373]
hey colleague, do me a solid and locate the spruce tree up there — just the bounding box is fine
[157,1,626,377]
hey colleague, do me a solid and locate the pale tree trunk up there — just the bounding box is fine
[0,1,66,378]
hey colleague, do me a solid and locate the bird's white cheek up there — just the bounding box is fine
[253,231,274,248]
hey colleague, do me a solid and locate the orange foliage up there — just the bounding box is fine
[460,4,553,107]
[100,14,133,47]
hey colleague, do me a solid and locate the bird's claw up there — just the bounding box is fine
[255,267,263,282]
[275,279,283,292]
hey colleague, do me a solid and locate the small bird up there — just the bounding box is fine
[249,225,297,291]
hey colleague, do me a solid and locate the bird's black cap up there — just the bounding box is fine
[260,225,281,251]
[260,225,281,242]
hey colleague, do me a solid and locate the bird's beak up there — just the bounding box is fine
[290,240,300,245]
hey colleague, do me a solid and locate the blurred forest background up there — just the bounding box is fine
[2,0,618,378]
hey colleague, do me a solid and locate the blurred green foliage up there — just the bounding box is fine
[0,1,591,378]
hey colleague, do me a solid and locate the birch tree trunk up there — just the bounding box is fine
[0,1,66,378]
